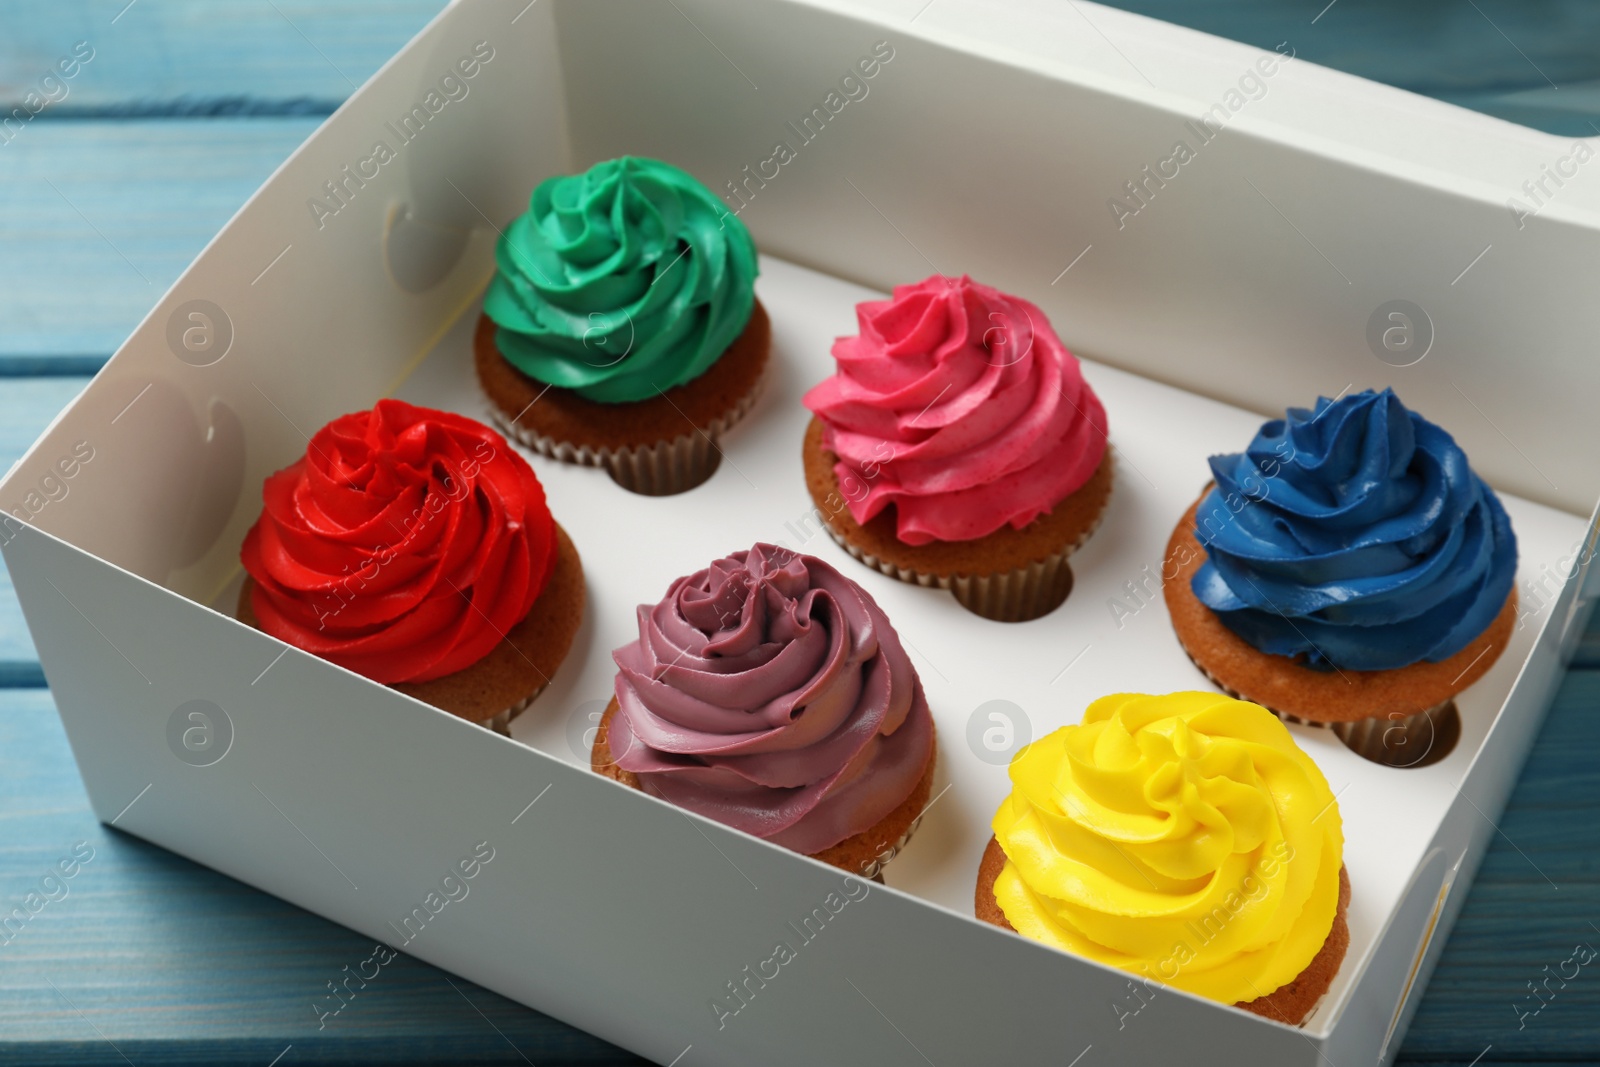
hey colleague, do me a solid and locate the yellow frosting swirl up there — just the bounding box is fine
[991,691,1343,1004]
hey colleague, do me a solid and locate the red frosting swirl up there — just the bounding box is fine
[241,399,556,684]
[803,274,1108,545]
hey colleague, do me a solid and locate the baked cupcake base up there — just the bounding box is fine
[238,522,584,734]
[592,697,936,879]
[476,301,771,496]
[801,416,1113,622]
[974,836,1352,1026]
[1163,494,1516,753]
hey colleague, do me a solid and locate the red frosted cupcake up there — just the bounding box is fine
[802,274,1112,621]
[238,399,584,733]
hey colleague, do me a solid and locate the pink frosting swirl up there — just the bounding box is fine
[803,274,1108,545]
[608,544,934,854]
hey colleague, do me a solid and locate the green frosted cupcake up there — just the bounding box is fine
[474,156,770,495]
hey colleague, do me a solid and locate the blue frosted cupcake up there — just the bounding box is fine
[1162,389,1517,761]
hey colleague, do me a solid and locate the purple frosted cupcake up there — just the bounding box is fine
[592,543,937,877]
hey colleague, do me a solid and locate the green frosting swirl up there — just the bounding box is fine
[482,156,759,404]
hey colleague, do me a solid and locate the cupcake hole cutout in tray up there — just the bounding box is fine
[223,253,1586,1034]
[1330,702,1462,769]
[1185,651,1466,769]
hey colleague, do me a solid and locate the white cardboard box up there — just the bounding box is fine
[5,2,1600,1064]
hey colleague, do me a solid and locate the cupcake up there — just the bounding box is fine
[592,543,937,878]
[476,155,769,496]
[1163,388,1517,764]
[801,274,1112,622]
[976,691,1350,1026]
[238,399,583,733]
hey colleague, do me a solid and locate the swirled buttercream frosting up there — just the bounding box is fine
[802,274,1107,545]
[991,691,1344,1003]
[241,400,557,684]
[1191,388,1517,672]
[481,156,759,404]
[608,544,934,853]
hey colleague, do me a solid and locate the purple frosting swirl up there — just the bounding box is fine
[609,544,935,854]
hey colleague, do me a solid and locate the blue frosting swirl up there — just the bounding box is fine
[1191,388,1517,672]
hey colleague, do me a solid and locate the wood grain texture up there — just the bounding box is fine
[1098,0,1600,135]
[0,687,649,1065]
[0,0,439,116]
[0,378,90,686]
[1,1,1599,1063]
[0,119,320,370]
[1568,626,1600,671]
[1400,671,1600,1060]
[2,668,1598,1064]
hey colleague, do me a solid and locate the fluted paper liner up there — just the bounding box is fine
[820,495,1105,623]
[854,814,924,881]
[482,684,545,736]
[490,369,766,496]
[1316,702,1459,768]
[1187,653,1461,768]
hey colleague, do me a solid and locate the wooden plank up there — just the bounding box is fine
[1097,0,1600,93]
[6,0,1588,133]
[0,688,648,1064]
[1569,625,1600,671]
[1402,670,1600,1061]
[0,119,320,371]
[1,1,439,116]
[2,667,1598,1064]
[1096,0,1600,136]
[0,7,1595,1065]
[0,378,90,686]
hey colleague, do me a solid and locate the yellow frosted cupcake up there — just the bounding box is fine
[975,691,1349,1026]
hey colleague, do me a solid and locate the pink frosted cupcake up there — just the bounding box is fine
[801,274,1112,621]
[591,543,937,878]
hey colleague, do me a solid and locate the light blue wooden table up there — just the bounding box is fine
[2,3,1598,1064]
